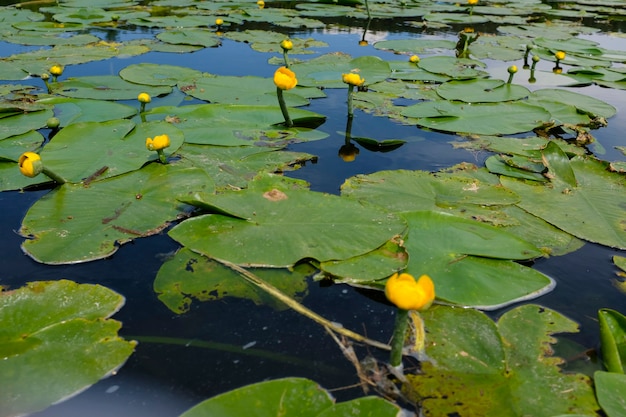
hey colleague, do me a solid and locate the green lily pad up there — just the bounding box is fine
[169,186,406,268]
[399,211,552,309]
[223,30,327,53]
[401,100,551,135]
[179,74,311,106]
[20,162,213,264]
[179,144,315,190]
[51,75,171,100]
[0,31,100,46]
[436,79,531,103]
[416,55,489,79]
[156,29,221,47]
[154,248,313,314]
[594,371,626,417]
[500,156,626,249]
[0,109,53,140]
[179,377,400,417]
[145,104,327,146]
[373,39,456,54]
[530,88,617,119]
[39,120,184,183]
[38,97,137,126]
[409,304,599,416]
[598,309,626,374]
[119,63,203,87]
[0,280,136,417]
[291,55,391,89]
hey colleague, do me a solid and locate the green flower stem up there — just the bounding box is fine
[43,79,51,94]
[283,50,290,68]
[347,84,355,118]
[140,102,146,113]
[276,87,293,127]
[156,149,168,164]
[389,308,409,368]
[507,73,514,84]
[42,167,65,184]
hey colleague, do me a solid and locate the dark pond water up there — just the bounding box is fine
[1,1,626,415]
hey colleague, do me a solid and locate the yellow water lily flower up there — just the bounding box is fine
[274,67,297,90]
[215,18,223,26]
[146,134,171,151]
[49,65,63,76]
[342,72,365,87]
[508,65,518,74]
[385,273,435,311]
[468,0,478,5]
[18,152,43,178]
[280,39,293,51]
[409,55,420,64]
[137,92,151,103]
[555,51,566,61]
[257,0,265,8]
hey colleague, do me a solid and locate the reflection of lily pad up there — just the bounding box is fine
[0,280,136,417]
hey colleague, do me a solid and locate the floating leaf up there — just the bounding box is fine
[119,63,203,87]
[20,162,213,264]
[436,79,531,103]
[145,104,327,146]
[401,100,551,135]
[0,280,136,417]
[156,29,221,47]
[408,304,598,416]
[416,55,488,79]
[38,97,137,126]
[531,88,617,119]
[0,109,53,140]
[500,156,626,249]
[400,211,552,309]
[179,377,400,417]
[292,55,391,89]
[169,186,406,268]
[52,75,171,100]
[40,120,184,183]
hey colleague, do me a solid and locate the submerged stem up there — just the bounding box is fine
[216,257,390,351]
[347,84,355,118]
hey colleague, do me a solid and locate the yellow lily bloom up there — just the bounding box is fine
[49,65,63,76]
[274,67,297,90]
[468,0,478,5]
[555,50,566,61]
[280,39,293,51]
[385,273,435,311]
[146,134,171,151]
[508,65,518,74]
[18,152,43,178]
[257,0,265,8]
[342,72,365,87]
[215,18,224,26]
[137,92,151,103]
[409,55,420,63]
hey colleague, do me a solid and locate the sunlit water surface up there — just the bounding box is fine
[1,5,625,416]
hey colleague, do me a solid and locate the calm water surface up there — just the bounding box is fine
[1,4,625,415]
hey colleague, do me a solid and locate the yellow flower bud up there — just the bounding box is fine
[273,66,297,90]
[280,39,293,51]
[508,65,518,74]
[49,65,63,76]
[385,273,435,311]
[146,134,171,151]
[215,18,223,26]
[18,152,43,178]
[468,0,478,5]
[409,55,420,64]
[342,72,365,87]
[137,92,151,103]
[257,0,265,8]
[555,51,566,61]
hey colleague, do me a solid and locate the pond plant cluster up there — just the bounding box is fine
[1,0,626,416]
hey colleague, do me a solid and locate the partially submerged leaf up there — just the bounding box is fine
[598,309,626,374]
